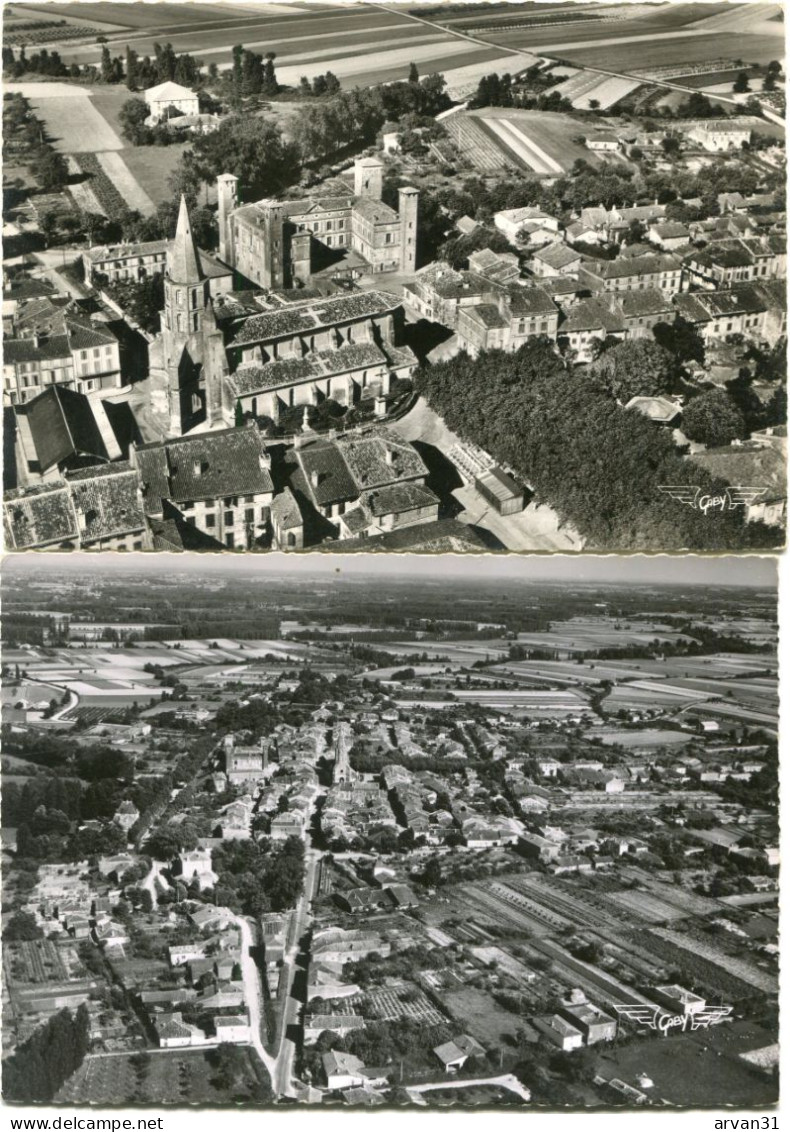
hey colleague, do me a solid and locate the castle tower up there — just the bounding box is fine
[217,172,239,266]
[263,204,285,290]
[354,156,384,201]
[398,185,419,273]
[161,196,211,435]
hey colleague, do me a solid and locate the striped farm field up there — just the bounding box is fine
[454,108,616,176]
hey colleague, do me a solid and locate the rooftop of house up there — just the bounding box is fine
[134,424,274,509]
[86,239,169,263]
[340,434,427,490]
[290,439,358,507]
[270,486,303,530]
[688,444,786,501]
[15,384,117,473]
[534,242,581,269]
[559,296,625,334]
[67,463,146,541]
[327,516,488,553]
[508,286,560,317]
[4,481,77,549]
[465,302,509,329]
[583,253,680,279]
[144,80,198,101]
[356,481,438,519]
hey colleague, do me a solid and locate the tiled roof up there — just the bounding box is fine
[270,486,303,530]
[590,253,680,279]
[559,297,624,334]
[466,303,508,329]
[294,440,357,507]
[87,239,168,263]
[4,335,71,364]
[352,197,399,225]
[508,287,559,317]
[17,385,112,473]
[534,242,580,269]
[4,482,78,549]
[135,424,274,507]
[360,482,438,517]
[229,291,398,345]
[231,341,387,396]
[689,445,786,502]
[64,317,118,350]
[340,434,427,490]
[66,463,146,541]
[619,288,672,318]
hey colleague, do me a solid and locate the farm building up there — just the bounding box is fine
[217,158,418,288]
[474,466,525,515]
[687,120,751,152]
[144,81,200,124]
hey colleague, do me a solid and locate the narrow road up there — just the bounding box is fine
[406,1072,532,1102]
[141,860,169,904]
[229,912,278,1083]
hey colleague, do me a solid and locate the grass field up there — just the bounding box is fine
[594,1024,778,1106]
[57,1047,271,1105]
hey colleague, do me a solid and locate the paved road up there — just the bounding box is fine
[406,1073,532,1102]
[229,911,278,1083]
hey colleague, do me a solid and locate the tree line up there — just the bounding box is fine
[413,338,779,551]
[3,1005,91,1102]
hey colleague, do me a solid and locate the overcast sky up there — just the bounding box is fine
[1,552,778,588]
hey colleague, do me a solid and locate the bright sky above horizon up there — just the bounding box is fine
[1,552,778,590]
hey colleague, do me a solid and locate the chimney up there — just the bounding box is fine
[311,470,320,489]
[193,460,202,477]
[258,451,271,471]
[385,448,394,466]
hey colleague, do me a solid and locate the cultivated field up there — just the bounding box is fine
[449,108,616,176]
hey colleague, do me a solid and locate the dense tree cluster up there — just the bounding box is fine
[208,835,305,916]
[591,339,678,402]
[289,74,450,163]
[3,1005,90,1101]
[414,339,778,550]
[681,388,748,447]
[171,116,300,202]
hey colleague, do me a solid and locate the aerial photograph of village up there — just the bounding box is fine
[0,553,779,1109]
[1,0,786,553]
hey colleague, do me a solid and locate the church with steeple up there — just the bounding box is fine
[158,194,418,440]
[161,196,234,436]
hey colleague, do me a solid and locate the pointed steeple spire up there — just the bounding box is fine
[168,195,203,283]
